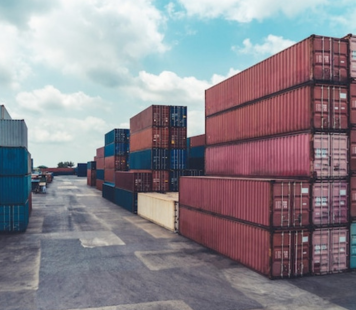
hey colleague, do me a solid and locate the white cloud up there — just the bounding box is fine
[177,0,327,22]
[232,35,296,56]
[211,68,241,85]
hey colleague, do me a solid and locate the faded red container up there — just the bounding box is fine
[115,155,128,171]
[312,181,348,226]
[350,129,356,172]
[28,192,32,215]
[115,171,152,192]
[346,34,356,79]
[206,84,348,145]
[351,83,356,126]
[87,169,96,186]
[350,177,356,219]
[312,227,348,275]
[205,35,348,117]
[152,170,169,192]
[205,133,348,179]
[179,176,310,228]
[96,179,104,191]
[130,127,169,152]
[96,157,105,170]
[170,127,187,149]
[105,156,115,169]
[96,146,104,158]
[104,168,114,183]
[130,105,170,134]
[189,134,205,147]
[179,206,311,279]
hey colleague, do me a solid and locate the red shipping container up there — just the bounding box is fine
[130,127,169,152]
[87,169,96,186]
[205,35,348,117]
[350,129,356,172]
[104,168,114,183]
[96,146,104,158]
[130,105,170,134]
[312,227,348,275]
[347,34,356,79]
[96,179,104,191]
[312,181,348,226]
[206,84,348,145]
[115,155,128,171]
[351,82,356,126]
[105,156,115,169]
[115,171,152,192]
[152,170,169,192]
[350,177,356,219]
[189,134,205,147]
[205,133,348,179]
[179,176,310,228]
[179,206,311,279]
[28,192,32,215]
[96,157,105,170]
[170,127,187,149]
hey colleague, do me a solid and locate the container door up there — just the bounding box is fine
[350,35,356,79]
[314,134,331,177]
[330,228,348,273]
[272,182,292,228]
[330,134,348,178]
[293,230,311,277]
[351,177,356,220]
[312,229,330,274]
[350,223,356,269]
[350,82,356,126]
[330,86,348,129]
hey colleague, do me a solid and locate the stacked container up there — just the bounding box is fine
[0,106,32,232]
[186,134,205,173]
[179,34,356,278]
[95,146,105,191]
[87,161,96,186]
[76,163,87,177]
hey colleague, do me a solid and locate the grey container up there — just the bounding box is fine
[0,120,28,148]
[0,105,12,120]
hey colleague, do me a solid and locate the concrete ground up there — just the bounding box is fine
[0,175,356,310]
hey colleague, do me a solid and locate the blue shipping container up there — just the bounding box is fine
[87,161,96,170]
[0,174,31,204]
[187,157,205,171]
[0,201,29,232]
[170,149,187,170]
[0,147,31,175]
[115,188,137,213]
[96,169,104,180]
[77,163,87,177]
[351,223,356,269]
[129,149,168,170]
[189,145,205,158]
[170,106,187,127]
[105,142,129,157]
[105,128,129,145]
[169,170,185,192]
[102,182,115,203]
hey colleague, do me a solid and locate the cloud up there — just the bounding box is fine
[211,68,241,85]
[232,35,296,56]
[176,0,327,22]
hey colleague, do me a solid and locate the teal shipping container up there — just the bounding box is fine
[115,188,137,213]
[351,223,356,269]
[96,169,104,180]
[0,147,31,175]
[102,182,115,203]
[105,128,129,145]
[0,174,31,204]
[0,200,29,232]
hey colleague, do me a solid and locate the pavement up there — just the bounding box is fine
[0,175,356,310]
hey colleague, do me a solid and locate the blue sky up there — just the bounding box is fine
[1,0,355,167]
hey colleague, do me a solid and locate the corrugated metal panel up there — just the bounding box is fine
[77,163,87,177]
[96,179,104,191]
[170,127,187,149]
[114,187,137,213]
[0,200,29,232]
[205,133,348,178]
[350,82,356,126]
[104,169,115,183]
[130,105,170,134]
[130,127,169,152]
[0,147,31,175]
[152,170,169,192]
[138,192,179,232]
[0,120,28,148]
[189,134,205,147]
[206,84,348,145]
[86,169,96,186]
[312,181,348,225]
[179,206,311,278]
[169,170,185,192]
[205,35,348,117]
[350,223,356,269]
[0,174,31,204]
[189,146,204,158]
[349,35,356,79]
[105,128,129,145]
[312,227,348,275]
[350,177,356,219]
[170,149,187,170]
[170,106,187,127]
[129,149,169,170]
[102,182,115,203]
[96,157,105,170]
[179,176,310,228]
[0,105,11,120]
[96,169,104,180]
[115,171,152,192]
[96,147,105,158]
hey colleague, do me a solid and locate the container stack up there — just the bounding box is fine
[95,146,105,191]
[87,161,96,186]
[186,134,205,174]
[179,34,355,278]
[0,105,32,232]
[102,129,130,203]
[76,163,87,177]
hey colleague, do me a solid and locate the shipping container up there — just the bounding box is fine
[130,105,170,134]
[138,192,179,232]
[96,146,105,158]
[87,169,96,186]
[169,170,185,192]
[0,174,31,204]
[170,149,187,170]
[0,105,11,120]
[115,171,152,192]
[312,227,348,275]
[105,128,129,145]
[0,147,31,175]
[152,170,169,192]
[96,157,105,170]
[170,106,187,127]
[189,134,205,147]
[350,177,356,219]
[130,127,169,152]
[129,149,168,170]
[188,146,205,158]
[76,163,87,177]
[179,206,311,279]
[184,169,204,176]
[104,168,115,183]
[104,142,129,157]
[0,120,28,148]
[96,179,104,191]
[312,181,348,226]
[187,157,205,171]
[350,129,356,172]
[0,200,29,232]
[170,127,187,149]
[205,133,348,179]
[205,35,348,117]
[350,82,356,126]
[206,84,348,146]
[102,182,115,203]
[40,168,74,176]
[114,187,137,213]
[350,223,356,269]
[96,169,104,180]
[179,176,310,228]
[87,161,96,170]
[347,34,356,79]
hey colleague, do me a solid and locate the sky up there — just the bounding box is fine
[1,0,355,168]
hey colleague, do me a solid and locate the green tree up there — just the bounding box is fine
[57,161,75,168]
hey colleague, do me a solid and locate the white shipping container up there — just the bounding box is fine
[0,105,12,120]
[0,120,28,148]
[137,192,179,232]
